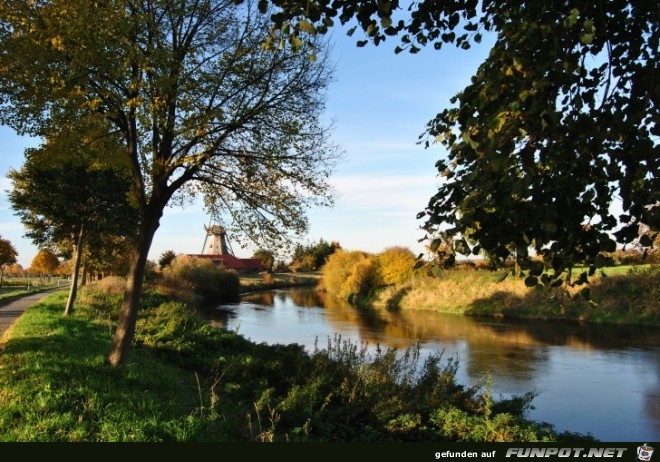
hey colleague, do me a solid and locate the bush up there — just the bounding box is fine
[92,276,127,295]
[343,255,381,302]
[321,250,379,301]
[160,256,240,305]
[378,247,416,286]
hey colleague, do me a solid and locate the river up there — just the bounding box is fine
[199,287,660,441]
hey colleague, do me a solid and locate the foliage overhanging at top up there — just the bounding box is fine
[248,0,658,288]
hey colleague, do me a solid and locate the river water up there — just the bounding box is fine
[200,287,660,441]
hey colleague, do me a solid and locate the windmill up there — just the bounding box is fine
[201,221,235,256]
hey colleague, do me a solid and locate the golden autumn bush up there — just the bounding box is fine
[378,246,417,286]
[322,247,417,302]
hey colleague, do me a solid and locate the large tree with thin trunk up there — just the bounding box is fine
[0,0,337,365]
[8,142,138,315]
[0,236,18,288]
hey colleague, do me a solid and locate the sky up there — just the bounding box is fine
[0,24,492,268]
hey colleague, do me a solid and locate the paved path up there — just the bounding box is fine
[0,289,67,340]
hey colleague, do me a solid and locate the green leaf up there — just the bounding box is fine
[580,287,591,300]
[551,278,564,288]
[639,234,653,247]
[454,238,470,256]
[575,271,589,286]
[378,1,392,14]
[298,19,316,35]
[529,261,544,276]
[290,36,303,51]
[380,17,392,28]
[595,255,609,268]
[524,275,538,287]
[496,271,509,283]
[257,0,268,14]
[430,238,442,252]
[580,33,594,45]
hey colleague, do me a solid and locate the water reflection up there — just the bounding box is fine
[198,287,660,441]
[220,288,660,351]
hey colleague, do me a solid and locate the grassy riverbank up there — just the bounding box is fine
[369,265,659,326]
[239,272,320,293]
[0,288,591,442]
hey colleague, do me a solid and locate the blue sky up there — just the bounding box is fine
[0,26,492,268]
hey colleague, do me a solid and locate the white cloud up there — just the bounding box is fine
[331,174,439,211]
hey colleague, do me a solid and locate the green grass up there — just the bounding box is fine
[0,288,592,442]
[0,281,69,303]
[0,292,206,441]
[369,264,659,326]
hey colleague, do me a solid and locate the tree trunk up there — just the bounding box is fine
[64,226,84,316]
[106,214,161,366]
[81,262,88,287]
[0,268,4,288]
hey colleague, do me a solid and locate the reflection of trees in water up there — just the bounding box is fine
[199,307,233,330]
[288,288,324,308]
[202,287,660,430]
[242,291,275,306]
[320,297,548,379]
[302,289,660,387]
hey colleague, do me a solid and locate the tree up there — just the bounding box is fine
[0,236,18,288]
[419,1,658,291]
[8,147,138,316]
[7,264,25,278]
[288,238,341,271]
[0,1,337,365]
[158,250,177,270]
[252,249,275,272]
[30,249,60,283]
[252,0,658,287]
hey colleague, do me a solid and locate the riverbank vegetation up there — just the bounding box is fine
[321,249,659,326]
[239,272,320,293]
[0,288,591,442]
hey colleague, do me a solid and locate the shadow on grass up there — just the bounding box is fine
[0,301,231,441]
